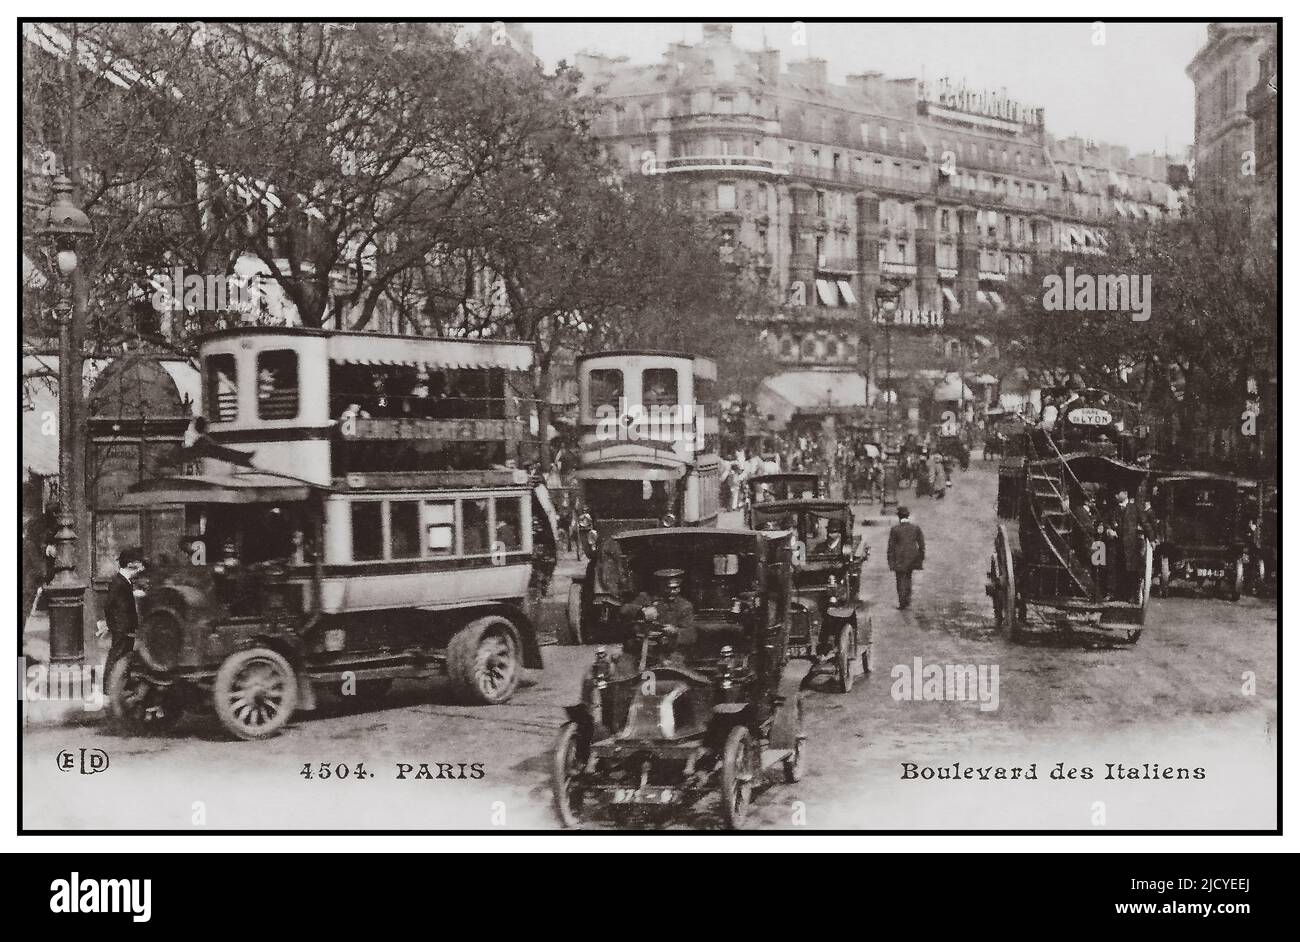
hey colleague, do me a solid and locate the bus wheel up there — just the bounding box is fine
[212,647,298,740]
[448,616,521,705]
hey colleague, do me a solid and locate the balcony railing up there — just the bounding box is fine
[881,261,917,277]
[658,155,785,175]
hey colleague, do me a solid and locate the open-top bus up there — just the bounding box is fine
[563,350,721,643]
[986,390,1153,644]
[108,326,556,739]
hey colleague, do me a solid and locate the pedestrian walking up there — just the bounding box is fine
[886,506,926,610]
[101,547,147,681]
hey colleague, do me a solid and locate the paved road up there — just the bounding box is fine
[23,463,1277,830]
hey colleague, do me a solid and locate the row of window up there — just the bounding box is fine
[204,352,511,424]
[587,367,690,414]
[206,350,300,423]
[350,495,524,563]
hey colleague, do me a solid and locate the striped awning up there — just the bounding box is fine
[814,279,839,307]
[837,280,857,306]
[327,334,533,371]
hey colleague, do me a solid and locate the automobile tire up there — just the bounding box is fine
[108,655,182,735]
[448,616,521,705]
[782,696,806,784]
[836,622,855,694]
[552,721,587,828]
[212,647,298,741]
[719,725,754,829]
[560,581,584,645]
[1227,558,1244,602]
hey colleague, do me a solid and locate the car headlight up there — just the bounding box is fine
[577,513,592,529]
[660,513,677,527]
[585,529,598,549]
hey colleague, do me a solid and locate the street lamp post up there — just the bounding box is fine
[874,282,902,515]
[37,174,93,664]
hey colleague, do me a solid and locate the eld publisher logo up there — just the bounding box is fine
[50,873,151,922]
[56,748,110,774]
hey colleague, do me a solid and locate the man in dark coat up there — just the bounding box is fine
[101,547,146,679]
[1105,490,1146,600]
[886,506,926,609]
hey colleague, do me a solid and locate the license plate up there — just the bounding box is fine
[1196,568,1223,579]
[787,644,813,658]
[611,787,679,805]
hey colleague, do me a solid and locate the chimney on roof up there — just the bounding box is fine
[788,58,828,86]
[757,47,780,84]
[846,71,885,98]
[702,23,733,45]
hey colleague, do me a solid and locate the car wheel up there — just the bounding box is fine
[782,697,806,784]
[552,721,588,827]
[719,725,754,829]
[836,622,855,694]
[448,616,521,705]
[108,656,181,734]
[212,647,298,741]
[1227,558,1244,602]
[560,581,584,645]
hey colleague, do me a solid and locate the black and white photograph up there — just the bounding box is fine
[16,14,1280,841]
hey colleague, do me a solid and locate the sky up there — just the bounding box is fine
[525,21,1208,156]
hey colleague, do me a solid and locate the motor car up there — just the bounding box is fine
[748,499,871,692]
[551,528,805,828]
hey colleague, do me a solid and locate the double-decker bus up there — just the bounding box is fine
[563,350,720,642]
[110,326,556,739]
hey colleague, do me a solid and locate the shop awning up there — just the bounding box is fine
[114,473,314,507]
[1126,201,1141,217]
[836,280,857,306]
[932,373,974,402]
[814,279,839,306]
[941,286,960,310]
[1113,199,1128,217]
[987,291,1006,312]
[327,334,533,371]
[1068,227,1082,246]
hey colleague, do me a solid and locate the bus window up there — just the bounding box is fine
[205,354,238,423]
[589,369,623,415]
[643,368,678,409]
[389,500,421,559]
[424,501,455,555]
[494,497,523,551]
[256,350,299,420]
[351,502,383,561]
[462,498,491,555]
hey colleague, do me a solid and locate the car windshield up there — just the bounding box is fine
[583,478,677,519]
[799,510,850,556]
[1165,480,1235,546]
[607,536,760,611]
[751,478,816,502]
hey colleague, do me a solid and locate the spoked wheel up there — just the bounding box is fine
[836,622,856,694]
[212,647,298,741]
[719,725,755,829]
[996,530,1020,641]
[1226,558,1244,602]
[552,721,589,828]
[448,616,521,705]
[782,696,806,784]
[108,656,181,734]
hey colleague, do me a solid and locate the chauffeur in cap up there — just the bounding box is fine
[618,568,697,649]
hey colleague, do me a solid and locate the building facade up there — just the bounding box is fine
[1186,22,1277,198]
[580,23,1184,431]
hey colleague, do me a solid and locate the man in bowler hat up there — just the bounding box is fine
[887,506,926,609]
